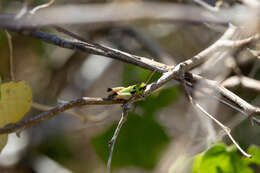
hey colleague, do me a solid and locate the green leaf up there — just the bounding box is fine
[243,145,260,166]
[92,113,170,170]
[192,143,253,173]
[192,153,203,173]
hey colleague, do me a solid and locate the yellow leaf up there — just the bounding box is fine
[0,76,2,100]
[0,135,8,152]
[0,81,32,152]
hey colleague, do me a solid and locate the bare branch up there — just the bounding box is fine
[106,104,130,173]
[217,34,260,47]
[32,102,107,122]
[222,76,260,92]
[184,73,260,116]
[190,84,260,125]
[15,1,30,19]
[184,84,251,157]
[0,97,125,134]
[185,26,260,72]
[5,28,168,73]
[0,21,259,137]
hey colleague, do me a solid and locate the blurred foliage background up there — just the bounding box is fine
[0,0,260,173]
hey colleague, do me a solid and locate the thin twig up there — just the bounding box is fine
[6,28,168,73]
[4,30,15,81]
[15,1,29,19]
[30,0,55,14]
[106,95,136,173]
[53,26,170,73]
[184,73,260,115]
[184,32,260,71]
[193,85,260,125]
[32,102,107,122]
[106,104,130,173]
[219,97,260,142]
[184,82,251,157]
[0,97,125,134]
